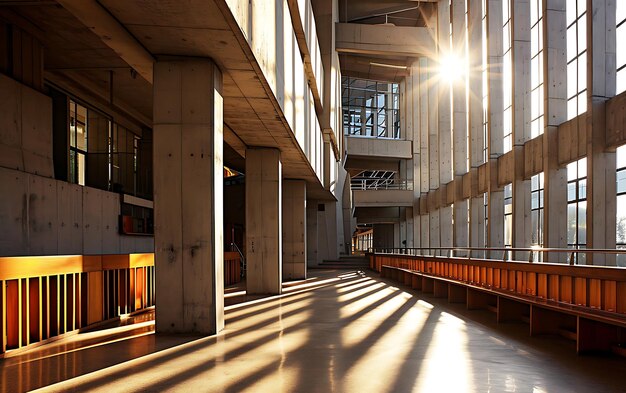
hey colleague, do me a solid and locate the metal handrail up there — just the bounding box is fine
[370,246,626,266]
[231,242,246,277]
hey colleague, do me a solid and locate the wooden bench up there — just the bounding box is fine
[380,264,626,356]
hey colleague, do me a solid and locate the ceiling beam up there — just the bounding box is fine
[56,0,154,83]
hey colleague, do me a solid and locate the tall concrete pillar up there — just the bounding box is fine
[306,201,318,266]
[586,1,617,265]
[153,58,224,334]
[283,180,306,280]
[451,0,469,255]
[246,148,282,294]
[543,0,568,261]
[487,0,505,259]
[468,0,485,258]
[512,0,532,261]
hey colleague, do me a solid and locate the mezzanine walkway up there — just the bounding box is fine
[1,269,625,392]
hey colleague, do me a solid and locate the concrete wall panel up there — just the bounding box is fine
[82,187,103,255]
[56,182,83,255]
[0,167,28,255]
[27,175,58,255]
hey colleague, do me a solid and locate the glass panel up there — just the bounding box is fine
[578,178,587,199]
[69,150,76,183]
[618,145,626,169]
[578,157,587,177]
[578,201,587,244]
[577,0,585,17]
[77,152,86,186]
[617,194,626,244]
[566,0,576,26]
[567,61,577,98]
[578,52,587,92]
[578,17,586,54]
[567,203,577,244]
[618,1,626,24]
[567,98,577,120]
[617,170,626,194]
[618,25,626,68]
[577,91,586,116]
[617,69,626,95]
[531,210,540,244]
[567,161,578,180]
[567,26,577,62]
[568,182,577,201]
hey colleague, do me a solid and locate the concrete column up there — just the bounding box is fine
[585,0,617,265]
[468,0,485,258]
[512,0,532,260]
[246,148,282,294]
[282,180,306,280]
[153,58,224,334]
[470,196,486,258]
[451,0,469,254]
[438,0,453,186]
[543,0,568,261]
[487,0,505,258]
[306,201,319,265]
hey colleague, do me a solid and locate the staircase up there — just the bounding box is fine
[317,255,370,270]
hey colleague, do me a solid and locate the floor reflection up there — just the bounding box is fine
[1,269,625,393]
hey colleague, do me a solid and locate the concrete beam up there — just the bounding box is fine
[336,23,435,57]
[56,0,155,83]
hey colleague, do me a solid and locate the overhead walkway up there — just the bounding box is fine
[1,269,625,392]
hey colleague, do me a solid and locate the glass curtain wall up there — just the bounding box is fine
[342,77,400,138]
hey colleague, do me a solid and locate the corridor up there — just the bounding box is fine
[2,269,625,393]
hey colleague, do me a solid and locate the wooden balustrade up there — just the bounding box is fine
[224,251,242,286]
[371,253,626,355]
[0,254,155,355]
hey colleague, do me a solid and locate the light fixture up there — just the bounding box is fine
[369,62,408,70]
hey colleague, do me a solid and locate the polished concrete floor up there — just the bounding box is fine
[2,269,625,392]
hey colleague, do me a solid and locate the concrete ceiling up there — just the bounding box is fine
[340,53,409,82]
[339,0,436,26]
[0,0,333,200]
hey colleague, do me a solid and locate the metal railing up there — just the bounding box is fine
[371,246,626,266]
[231,242,246,277]
[351,179,413,191]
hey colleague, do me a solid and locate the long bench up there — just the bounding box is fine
[373,254,626,356]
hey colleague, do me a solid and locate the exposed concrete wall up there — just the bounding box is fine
[0,166,153,257]
[282,180,306,280]
[0,73,53,179]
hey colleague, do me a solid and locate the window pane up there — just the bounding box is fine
[617,25,626,69]
[618,145,626,169]
[567,27,577,62]
[578,91,586,115]
[578,178,587,199]
[567,203,577,244]
[567,61,577,98]
[578,201,587,244]
[578,17,586,54]
[578,52,587,92]
[78,152,86,186]
[568,182,577,201]
[617,170,626,194]
[566,0,576,26]
[618,194,626,243]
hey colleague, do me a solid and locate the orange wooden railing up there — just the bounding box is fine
[0,254,155,355]
[371,251,626,354]
[370,253,626,314]
[224,251,242,286]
